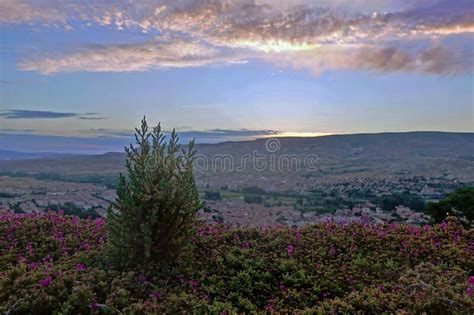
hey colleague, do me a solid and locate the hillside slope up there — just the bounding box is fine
[0,132,472,179]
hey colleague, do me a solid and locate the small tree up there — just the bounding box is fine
[425,187,473,228]
[106,117,201,270]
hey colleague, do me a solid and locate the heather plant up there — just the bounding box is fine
[1,211,473,314]
[106,117,201,270]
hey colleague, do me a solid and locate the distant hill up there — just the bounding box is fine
[0,132,473,180]
[0,150,67,161]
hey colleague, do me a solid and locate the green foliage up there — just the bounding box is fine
[1,212,473,314]
[243,194,264,204]
[7,202,24,214]
[47,202,101,219]
[0,192,18,198]
[242,186,267,195]
[0,171,119,188]
[204,190,221,201]
[374,192,426,212]
[425,187,474,227]
[106,117,201,270]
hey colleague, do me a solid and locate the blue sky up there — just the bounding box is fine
[0,0,473,153]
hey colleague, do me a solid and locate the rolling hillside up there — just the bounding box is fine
[0,132,473,180]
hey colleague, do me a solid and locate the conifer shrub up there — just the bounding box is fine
[106,117,201,270]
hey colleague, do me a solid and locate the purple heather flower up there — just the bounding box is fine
[468,276,474,286]
[39,276,52,288]
[329,245,336,256]
[27,262,36,270]
[75,263,86,272]
[287,244,294,257]
[295,231,302,242]
[89,300,98,313]
[138,274,147,283]
[401,240,409,249]
[279,283,286,292]
[265,301,275,311]
[81,242,90,251]
[439,221,447,231]
[466,287,472,297]
[190,279,200,291]
[378,285,386,293]
[150,291,161,299]
[95,218,105,227]
[347,276,354,285]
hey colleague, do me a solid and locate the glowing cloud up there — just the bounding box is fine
[2,0,473,75]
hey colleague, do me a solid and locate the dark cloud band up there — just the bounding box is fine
[0,109,105,120]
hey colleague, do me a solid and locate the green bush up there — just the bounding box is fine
[106,117,201,270]
[204,191,222,201]
[426,187,474,227]
[244,194,264,204]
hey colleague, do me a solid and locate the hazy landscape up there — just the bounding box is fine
[1,0,473,313]
[1,132,473,226]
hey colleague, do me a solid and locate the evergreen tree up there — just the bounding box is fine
[106,117,201,270]
[425,187,474,228]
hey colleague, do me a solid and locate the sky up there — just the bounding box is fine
[0,0,473,153]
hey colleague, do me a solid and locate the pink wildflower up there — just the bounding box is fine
[39,276,52,288]
[265,301,275,311]
[150,291,161,299]
[89,300,98,313]
[279,283,286,292]
[190,279,200,291]
[295,231,302,242]
[75,263,86,272]
[468,276,474,286]
[81,242,90,251]
[439,221,447,232]
[466,287,472,296]
[94,218,105,227]
[287,244,294,257]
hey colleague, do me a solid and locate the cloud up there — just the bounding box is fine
[0,128,36,133]
[78,117,107,120]
[0,109,105,120]
[263,43,474,75]
[18,38,245,74]
[206,129,279,137]
[0,0,66,24]
[81,127,280,141]
[4,0,474,75]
